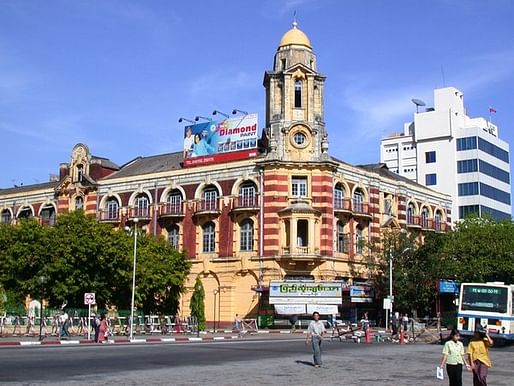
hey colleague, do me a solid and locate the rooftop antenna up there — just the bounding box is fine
[292,10,298,28]
[411,98,426,113]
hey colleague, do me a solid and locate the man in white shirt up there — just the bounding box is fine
[306,312,326,367]
[183,128,194,158]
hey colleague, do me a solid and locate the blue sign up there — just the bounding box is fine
[439,279,459,294]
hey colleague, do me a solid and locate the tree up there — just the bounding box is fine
[189,276,206,330]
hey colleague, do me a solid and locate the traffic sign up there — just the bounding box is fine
[84,292,96,305]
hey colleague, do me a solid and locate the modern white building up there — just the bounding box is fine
[381,87,511,222]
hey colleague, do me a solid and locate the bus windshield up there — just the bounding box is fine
[461,285,508,313]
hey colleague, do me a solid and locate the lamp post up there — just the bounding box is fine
[212,288,218,333]
[387,247,411,331]
[129,218,139,341]
[37,275,47,341]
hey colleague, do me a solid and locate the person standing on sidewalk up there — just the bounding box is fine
[305,312,326,368]
[439,329,471,386]
[467,326,493,386]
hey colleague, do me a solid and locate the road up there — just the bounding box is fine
[1,336,513,385]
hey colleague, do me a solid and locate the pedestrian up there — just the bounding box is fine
[439,329,471,386]
[360,312,369,332]
[467,326,494,386]
[233,314,242,330]
[93,313,101,342]
[289,315,298,332]
[97,314,109,343]
[59,309,70,338]
[402,313,409,333]
[391,312,399,339]
[305,312,326,368]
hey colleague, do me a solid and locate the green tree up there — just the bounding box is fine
[189,276,206,330]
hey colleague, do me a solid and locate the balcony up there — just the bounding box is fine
[39,217,56,226]
[98,209,121,223]
[433,222,447,232]
[231,195,260,213]
[421,218,432,231]
[334,197,352,215]
[334,198,371,219]
[193,199,221,217]
[406,215,421,228]
[352,200,372,219]
[127,207,152,221]
[278,245,322,262]
[158,202,184,219]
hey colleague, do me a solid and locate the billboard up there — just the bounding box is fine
[350,284,374,303]
[182,113,258,167]
[269,281,343,305]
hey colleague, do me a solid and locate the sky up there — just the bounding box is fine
[1,0,514,202]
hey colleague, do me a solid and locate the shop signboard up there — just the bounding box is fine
[182,113,258,167]
[438,279,459,294]
[269,281,343,305]
[350,284,374,303]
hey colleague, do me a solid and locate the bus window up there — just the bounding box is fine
[461,285,508,313]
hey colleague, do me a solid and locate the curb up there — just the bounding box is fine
[0,335,241,347]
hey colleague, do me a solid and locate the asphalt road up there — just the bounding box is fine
[1,337,513,385]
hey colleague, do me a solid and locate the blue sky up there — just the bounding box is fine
[1,0,514,201]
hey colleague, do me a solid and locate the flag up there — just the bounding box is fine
[489,106,497,113]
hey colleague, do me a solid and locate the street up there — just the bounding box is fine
[1,336,514,385]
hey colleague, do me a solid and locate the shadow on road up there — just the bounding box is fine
[295,360,315,367]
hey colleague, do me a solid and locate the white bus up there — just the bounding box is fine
[457,282,514,343]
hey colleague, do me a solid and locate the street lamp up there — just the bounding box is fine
[127,218,139,341]
[387,247,411,331]
[213,288,219,333]
[37,275,47,341]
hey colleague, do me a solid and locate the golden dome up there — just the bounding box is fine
[278,21,312,49]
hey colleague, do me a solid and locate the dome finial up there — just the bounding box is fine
[292,11,298,28]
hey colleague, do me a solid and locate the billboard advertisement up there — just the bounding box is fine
[269,281,343,305]
[182,113,258,167]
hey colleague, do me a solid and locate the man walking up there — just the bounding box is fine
[306,312,326,368]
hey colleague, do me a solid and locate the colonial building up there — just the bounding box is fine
[0,22,451,325]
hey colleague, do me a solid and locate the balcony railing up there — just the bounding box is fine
[433,221,447,232]
[406,215,421,227]
[352,200,371,216]
[334,198,371,217]
[194,199,220,214]
[159,202,184,217]
[420,217,432,230]
[98,209,121,222]
[232,195,260,210]
[334,197,352,212]
[40,217,56,226]
[128,207,151,219]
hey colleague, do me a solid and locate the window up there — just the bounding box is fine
[407,203,416,224]
[457,136,477,151]
[457,159,478,174]
[336,222,348,253]
[478,137,509,163]
[1,209,11,224]
[75,196,84,210]
[434,211,442,230]
[106,198,119,220]
[420,207,429,228]
[167,191,182,214]
[291,176,307,197]
[203,187,218,211]
[18,207,32,218]
[480,183,511,205]
[384,197,393,216]
[480,205,512,221]
[294,80,302,108]
[334,184,345,209]
[353,190,364,212]
[239,183,256,207]
[293,132,306,146]
[76,164,84,182]
[167,224,180,249]
[355,225,363,255]
[479,160,510,183]
[134,194,149,217]
[425,151,436,163]
[240,219,253,251]
[425,173,437,186]
[458,182,479,196]
[459,205,479,219]
[202,221,215,253]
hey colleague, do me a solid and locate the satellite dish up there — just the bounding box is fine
[411,98,426,113]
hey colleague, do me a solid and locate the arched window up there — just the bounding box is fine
[202,186,218,211]
[40,204,56,226]
[407,203,416,224]
[76,164,84,182]
[355,225,364,254]
[240,219,253,251]
[434,210,442,231]
[167,224,180,249]
[353,190,364,212]
[334,184,345,210]
[134,194,149,217]
[167,190,183,214]
[294,79,302,108]
[384,197,393,216]
[337,221,348,253]
[106,197,119,220]
[75,196,84,210]
[18,206,32,219]
[239,182,257,207]
[202,221,215,253]
[421,207,429,228]
[1,209,11,224]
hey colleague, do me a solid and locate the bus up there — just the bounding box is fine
[457,282,514,343]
